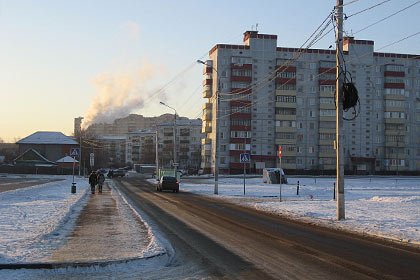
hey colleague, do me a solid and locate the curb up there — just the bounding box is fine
[0,252,166,270]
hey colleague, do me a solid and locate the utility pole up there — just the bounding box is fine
[155,131,159,180]
[336,0,345,220]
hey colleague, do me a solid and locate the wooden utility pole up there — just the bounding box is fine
[336,0,345,220]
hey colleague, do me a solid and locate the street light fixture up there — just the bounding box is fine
[159,102,178,177]
[197,59,220,195]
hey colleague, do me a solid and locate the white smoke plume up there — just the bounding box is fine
[82,64,165,128]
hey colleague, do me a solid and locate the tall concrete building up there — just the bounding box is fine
[200,31,420,175]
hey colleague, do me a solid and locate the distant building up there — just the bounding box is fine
[127,129,156,165]
[86,114,181,136]
[157,119,202,170]
[200,30,420,174]
[16,131,79,163]
[74,117,83,136]
[95,135,128,167]
[85,115,203,170]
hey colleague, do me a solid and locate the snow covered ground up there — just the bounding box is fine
[180,176,420,246]
[0,175,90,264]
[0,174,418,279]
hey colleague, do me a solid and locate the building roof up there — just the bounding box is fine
[14,148,57,167]
[16,131,78,145]
[56,156,79,163]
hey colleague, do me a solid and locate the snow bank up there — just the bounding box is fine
[180,176,420,246]
[0,176,90,263]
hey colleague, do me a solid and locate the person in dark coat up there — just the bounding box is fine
[89,171,98,194]
[97,172,105,193]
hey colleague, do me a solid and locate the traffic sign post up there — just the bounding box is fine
[90,153,94,168]
[240,153,250,196]
[69,148,80,194]
[278,146,282,202]
[70,148,80,157]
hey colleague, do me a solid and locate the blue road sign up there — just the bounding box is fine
[70,148,80,157]
[240,153,250,163]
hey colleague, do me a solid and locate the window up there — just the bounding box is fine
[320,109,335,117]
[320,85,335,93]
[276,95,296,103]
[275,108,296,115]
[278,72,297,78]
[230,131,251,138]
[276,120,296,128]
[231,56,252,64]
[232,69,252,77]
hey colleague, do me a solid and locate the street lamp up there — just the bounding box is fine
[197,59,220,195]
[159,101,177,176]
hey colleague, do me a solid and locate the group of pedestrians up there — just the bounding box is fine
[88,171,106,194]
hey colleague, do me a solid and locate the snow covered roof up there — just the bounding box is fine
[16,131,78,145]
[14,148,57,166]
[56,156,79,163]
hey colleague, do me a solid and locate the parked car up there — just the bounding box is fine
[108,169,126,178]
[157,176,179,192]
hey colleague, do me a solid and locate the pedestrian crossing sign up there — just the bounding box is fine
[240,153,250,163]
[70,148,80,157]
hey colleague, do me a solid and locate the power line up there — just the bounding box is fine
[354,1,420,34]
[345,0,392,18]
[342,0,360,6]
[214,31,420,122]
[375,31,420,51]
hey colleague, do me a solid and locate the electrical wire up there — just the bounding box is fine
[354,1,420,34]
[345,0,392,18]
[213,30,420,122]
[375,31,420,51]
[342,0,360,6]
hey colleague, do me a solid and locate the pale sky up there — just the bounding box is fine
[0,0,419,142]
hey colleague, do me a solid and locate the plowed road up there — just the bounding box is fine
[115,176,420,280]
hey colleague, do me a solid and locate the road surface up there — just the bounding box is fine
[115,175,420,280]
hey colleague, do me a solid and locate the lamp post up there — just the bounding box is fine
[160,102,178,177]
[197,59,220,195]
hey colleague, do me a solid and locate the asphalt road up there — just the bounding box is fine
[116,175,420,280]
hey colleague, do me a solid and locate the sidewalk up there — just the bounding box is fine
[48,182,153,265]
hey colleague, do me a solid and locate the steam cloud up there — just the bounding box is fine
[82,64,165,128]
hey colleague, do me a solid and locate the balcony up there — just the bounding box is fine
[275,114,296,121]
[231,76,252,83]
[231,63,252,70]
[275,101,296,108]
[384,83,405,89]
[384,71,405,77]
[203,78,212,86]
[275,77,296,85]
[202,124,212,133]
[275,126,296,133]
[202,85,212,98]
[318,67,335,75]
[276,89,296,96]
[201,138,211,145]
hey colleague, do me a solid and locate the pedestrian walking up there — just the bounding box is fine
[97,172,105,193]
[89,171,97,194]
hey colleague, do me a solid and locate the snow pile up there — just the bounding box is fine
[180,176,420,246]
[0,176,90,263]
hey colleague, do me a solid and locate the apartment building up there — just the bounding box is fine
[200,31,420,175]
[87,114,177,136]
[157,119,202,170]
[127,130,156,164]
